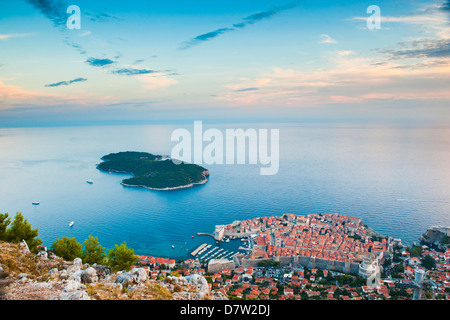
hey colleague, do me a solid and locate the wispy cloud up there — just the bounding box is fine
[84,11,121,22]
[234,87,259,92]
[79,30,92,37]
[85,57,115,67]
[62,37,87,55]
[181,27,234,49]
[352,1,450,67]
[180,3,299,50]
[216,50,450,106]
[215,2,450,107]
[44,77,87,87]
[380,39,450,59]
[24,0,68,28]
[0,79,117,110]
[441,0,450,12]
[138,73,178,90]
[24,0,120,28]
[242,3,298,24]
[319,34,338,44]
[0,33,35,40]
[111,68,158,76]
[352,1,449,38]
[23,0,120,57]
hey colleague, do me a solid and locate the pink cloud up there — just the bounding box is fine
[137,73,178,90]
[215,51,450,107]
[0,80,119,109]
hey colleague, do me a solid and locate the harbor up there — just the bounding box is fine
[189,235,253,266]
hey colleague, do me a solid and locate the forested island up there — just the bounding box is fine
[97,151,209,190]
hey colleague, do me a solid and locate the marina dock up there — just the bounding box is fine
[191,243,208,256]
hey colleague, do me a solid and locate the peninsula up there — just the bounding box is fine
[97,151,209,190]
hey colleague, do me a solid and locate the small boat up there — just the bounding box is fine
[69,221,74,227]
[86,180,94,184]
[171,245,175,249]
[32,202,40,205]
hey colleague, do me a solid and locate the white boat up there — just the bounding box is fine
[171,245,175,248]
[69,221,74,227]
[86,180,94,184]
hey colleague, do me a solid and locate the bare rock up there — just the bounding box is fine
[92,263,111,279]
[19,240,30,254]
[115,268,148,287]
[67,258,82,274]
[57,290,90,300]
[64,280,86,292]
[48,268,59,278]
[81,267,98,284]
[185,274,210,299]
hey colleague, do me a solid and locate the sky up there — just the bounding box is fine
[0,0,449,126]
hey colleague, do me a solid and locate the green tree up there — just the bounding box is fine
[107,242,138,272]
[0,213,11,241]
[6,212,42,253]
[393,252,402,263]
[408,245,423,257]
[442,235,450,245]
[51,237,83,261]
[257,260,281,267]
[391,263,405,278]
[82,235,106,265]
[421,255,436,270]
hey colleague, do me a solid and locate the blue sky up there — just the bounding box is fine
[0,0,449,126]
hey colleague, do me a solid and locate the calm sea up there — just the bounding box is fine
[0,123,449,260]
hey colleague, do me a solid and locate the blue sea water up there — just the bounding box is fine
[0,123,449,260]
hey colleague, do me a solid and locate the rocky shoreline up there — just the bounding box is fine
[120,170,209,191]
[111,169,209,191]
[121,177,208,191]
[420,226,450,251]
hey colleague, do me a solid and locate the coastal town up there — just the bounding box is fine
[133,213,450,300]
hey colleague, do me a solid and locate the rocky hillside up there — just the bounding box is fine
[420,227,450,251]
[0,241,227,300]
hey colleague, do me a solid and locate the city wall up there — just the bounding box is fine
[241,255,360,274]
[223,230,255,238]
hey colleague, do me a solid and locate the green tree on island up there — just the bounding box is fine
[51,237,83,261]
[82,235,106,265]
[107,242,138,272]
[1,212,42,253]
